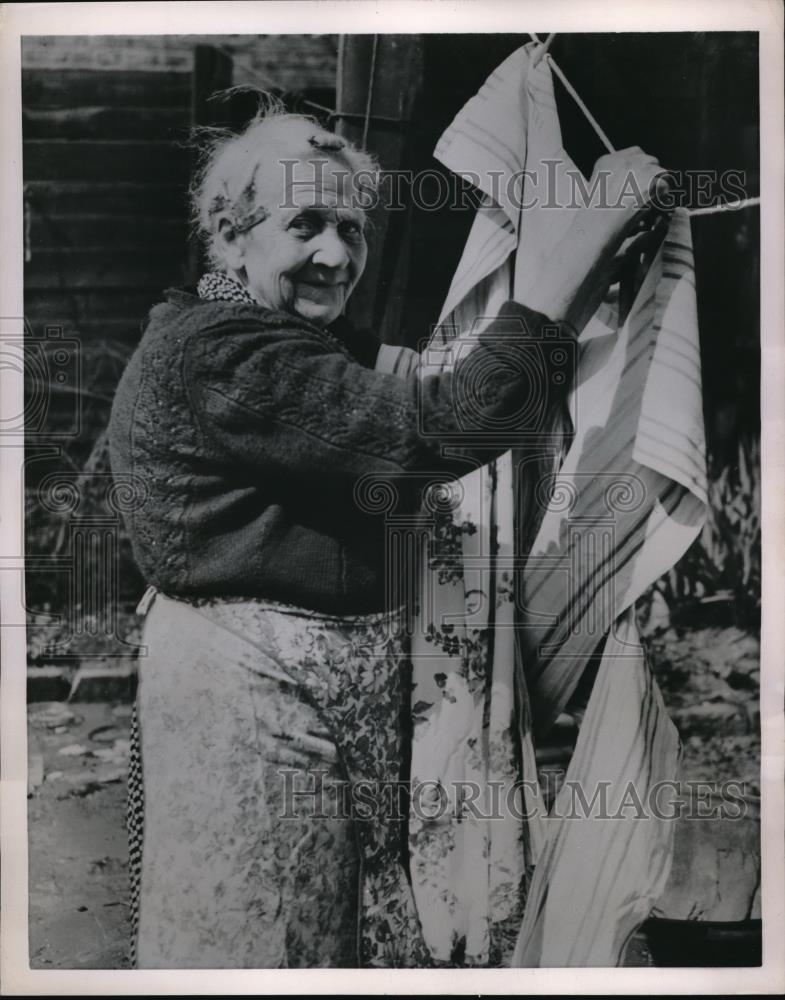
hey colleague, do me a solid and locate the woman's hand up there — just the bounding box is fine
[514,147,669,332]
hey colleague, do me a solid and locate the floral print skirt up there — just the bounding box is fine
[128,589,431,968]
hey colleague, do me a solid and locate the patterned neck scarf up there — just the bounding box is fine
[197,271,258,305]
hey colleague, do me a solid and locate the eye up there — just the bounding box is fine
[289,215,320,237]
[339,219,365,242]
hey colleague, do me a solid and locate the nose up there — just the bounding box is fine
[311,225,351,271]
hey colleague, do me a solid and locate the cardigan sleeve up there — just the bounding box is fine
[185,300,574,488]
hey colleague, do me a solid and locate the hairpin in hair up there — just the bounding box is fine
[308,133,346,152]
[233,205,270,234]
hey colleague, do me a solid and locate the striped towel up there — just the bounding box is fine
[376,42,707,966]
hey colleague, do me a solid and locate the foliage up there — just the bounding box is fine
[639,437,761,632]
[25,337,144,659]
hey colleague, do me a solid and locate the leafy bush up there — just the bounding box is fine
[639,436,761,632]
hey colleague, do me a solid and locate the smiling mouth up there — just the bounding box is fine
[297,278,346,289]
[295,280,347,297]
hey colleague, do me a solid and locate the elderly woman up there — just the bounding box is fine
[109,107,662,968]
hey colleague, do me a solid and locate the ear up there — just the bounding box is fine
[215,215,246,271]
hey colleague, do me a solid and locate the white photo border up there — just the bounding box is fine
[1,1,783,994]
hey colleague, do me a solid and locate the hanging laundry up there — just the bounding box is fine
[376,41,707,967]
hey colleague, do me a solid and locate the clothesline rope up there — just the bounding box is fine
[361,35,380,149]
[688,196,760,216]
[528,33,760,220]
[530,32,615,153]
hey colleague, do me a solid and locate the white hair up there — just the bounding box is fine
[190,102,380,269]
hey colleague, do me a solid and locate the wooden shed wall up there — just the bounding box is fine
[22,35,337,339]
[21,35,337,462]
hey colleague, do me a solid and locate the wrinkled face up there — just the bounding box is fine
[220,156,369,327]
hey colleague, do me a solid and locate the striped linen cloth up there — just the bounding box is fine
[376,42,707,966]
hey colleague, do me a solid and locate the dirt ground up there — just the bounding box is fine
[27,701,132,969]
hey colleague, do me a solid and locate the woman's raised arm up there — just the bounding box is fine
[184,299,574,490]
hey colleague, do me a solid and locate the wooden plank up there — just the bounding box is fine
[21,36,196,74]
[24,288,161,322]
[336,35,424,344]
[21,315,149,345]
[23,140,191,182]
[28,213,188,251]
[22,105,190,141]
[231,34,338,91]
[21,35,337,89]
[23,181,188,217]
[24,249,189,290]
[186,45,235,282]
[192,45,234,126]
[22,68,191,108]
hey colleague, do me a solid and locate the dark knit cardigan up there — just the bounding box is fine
[108,288,573,614]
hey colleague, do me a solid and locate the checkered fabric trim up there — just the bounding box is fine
[197,271,258,305]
